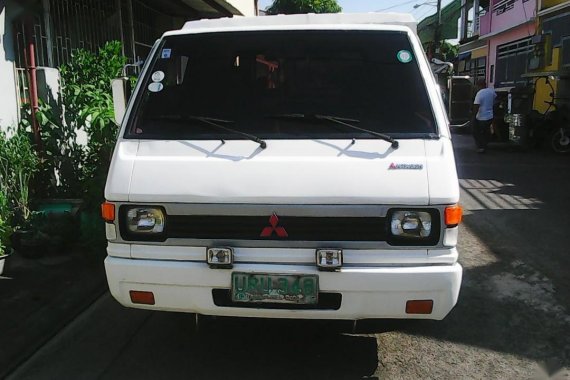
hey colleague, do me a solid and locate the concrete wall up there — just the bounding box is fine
[492,0,536,33]
[480,10,492,35]
[487,23,536,87]
[480,0,537,36]
[226,0,257,16]
[0,1,22,131]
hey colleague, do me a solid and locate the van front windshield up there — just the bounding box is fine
[126,30,437,140]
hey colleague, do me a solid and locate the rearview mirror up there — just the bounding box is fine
[111,77,131,125]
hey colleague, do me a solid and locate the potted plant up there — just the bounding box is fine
[0,248,10,276]
[0,128,39,257]
[12,210,78,257]
[0,190,13,275]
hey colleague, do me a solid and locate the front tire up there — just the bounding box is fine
[549,127,570,154]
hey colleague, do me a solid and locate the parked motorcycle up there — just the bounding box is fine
[506,76,570,154]
[548,107,570,154]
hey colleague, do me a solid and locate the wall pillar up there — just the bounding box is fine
[473,0,480,35]
[460,0,469,40]
[0,0,22,129]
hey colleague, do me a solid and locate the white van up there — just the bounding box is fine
[103,13,462,321]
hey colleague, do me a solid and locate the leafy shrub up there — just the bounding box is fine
[60,40,126,209]
[23,41,127,209]
[0,129,38,226]
[20,101,84,199]
[0,191,11,255]
[266,0,342,14]
[11,210,78,255]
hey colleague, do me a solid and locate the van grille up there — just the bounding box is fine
[166,215,387,241]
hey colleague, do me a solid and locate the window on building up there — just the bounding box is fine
[495,37,533,88]
[493,0,516,15]
[457,56,486,84]
[475,57,487,80]
[563,37,570,68]
[458,60,466,73]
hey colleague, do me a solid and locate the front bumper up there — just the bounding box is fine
[105,257,462,320]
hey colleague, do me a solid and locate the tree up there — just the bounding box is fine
[439,40,458,62]
[266,0,342,15]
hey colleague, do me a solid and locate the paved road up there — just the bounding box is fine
[9,134,570,379]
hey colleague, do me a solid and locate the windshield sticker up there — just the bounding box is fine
[151,71,165,82]
[147,82,164,93]
[397,50,413,63]
[161,48,172,59]
[388,163,423,170]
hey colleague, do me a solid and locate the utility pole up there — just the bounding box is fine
[433,0,442,58]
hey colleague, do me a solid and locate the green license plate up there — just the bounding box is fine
[231,272,319,304]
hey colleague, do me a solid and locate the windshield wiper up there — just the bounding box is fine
[150,115,267,149]
[267,113,399,149]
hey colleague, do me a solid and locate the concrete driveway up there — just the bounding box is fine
[7,134,570,379]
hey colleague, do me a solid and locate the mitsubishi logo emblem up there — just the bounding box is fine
[260,213,288,238]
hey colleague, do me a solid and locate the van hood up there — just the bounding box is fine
[105,138,458,205]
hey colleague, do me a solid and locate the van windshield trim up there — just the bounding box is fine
[124,30,438,141]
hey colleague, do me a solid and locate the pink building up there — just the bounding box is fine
[457,0,537,90]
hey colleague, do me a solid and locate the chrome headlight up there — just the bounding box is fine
[391,211,432,238]
[388,209,439,246]
[122,206,166,241]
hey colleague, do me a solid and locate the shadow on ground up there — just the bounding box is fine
[103,313,379,380]
[386,133,570,373]
[8,134,570,379]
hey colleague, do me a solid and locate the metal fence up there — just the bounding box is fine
[15,68,30,120]
[14,0,122,69]
[49,0,122,67]
[12,0,164,109]
[12,0,206,112]
[13,13,51,68]
[14,0,185,68]
[132,0,172,58]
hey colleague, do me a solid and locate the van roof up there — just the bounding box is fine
[175,13,416,35]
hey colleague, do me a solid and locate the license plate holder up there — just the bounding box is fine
[231,272,319,304]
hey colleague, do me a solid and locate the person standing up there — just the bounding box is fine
[472,79,496,153]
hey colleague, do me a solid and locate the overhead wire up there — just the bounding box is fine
[413,7,430,18]
[376,0,418,12]
[416,6,435,21]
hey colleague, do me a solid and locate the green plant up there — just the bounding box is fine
[64,41,127,210]
[266,0,341,14]
[16,210,77,251]
[440,41,458,62]
[0,128,38,226]
[20,100,86,199]
[0,191,11,255]
[22,41,127,207]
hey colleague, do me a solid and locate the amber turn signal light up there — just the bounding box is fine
[444,205,462,227]
[129,290,155,305]
[101,202,115,223]
[405,300,433,314]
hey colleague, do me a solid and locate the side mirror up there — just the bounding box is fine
[123,60,144,76]
[111,77,131,125]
